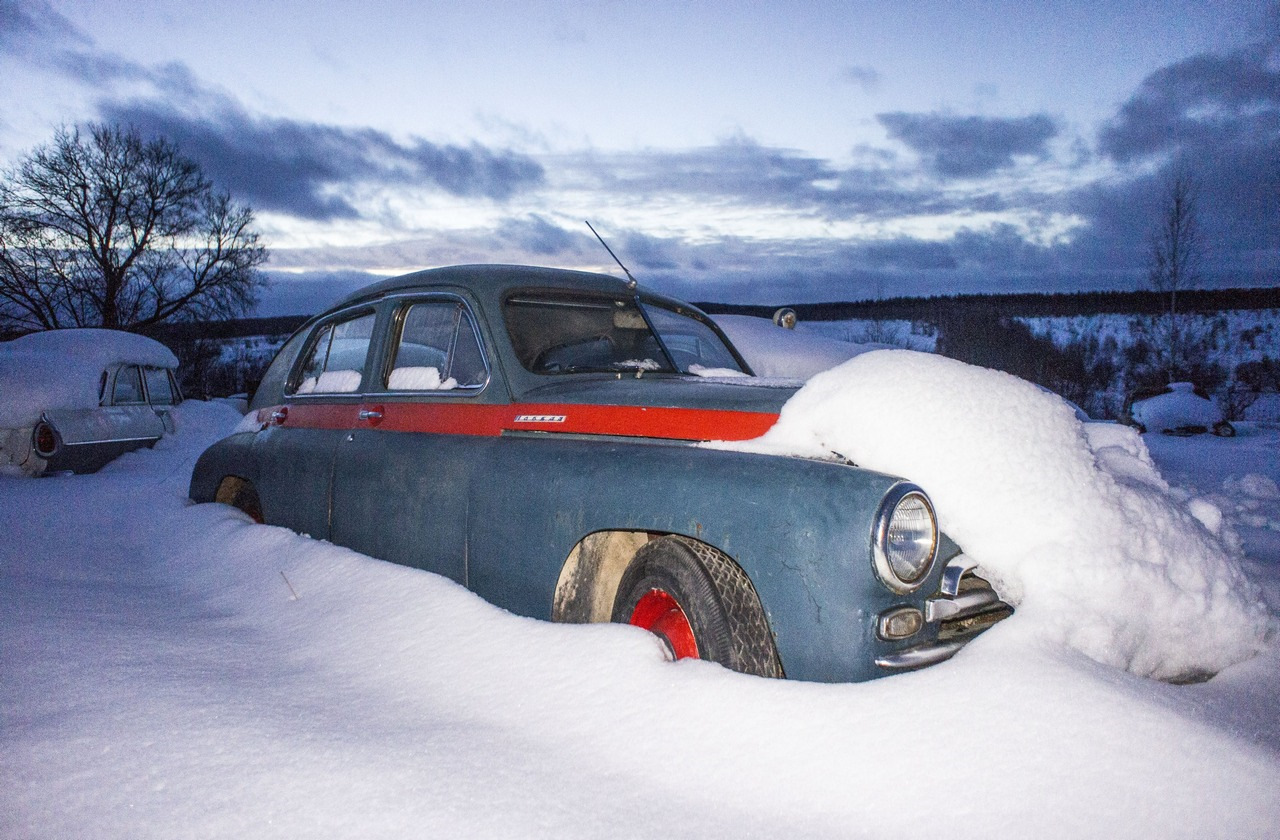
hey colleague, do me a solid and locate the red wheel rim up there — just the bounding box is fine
[629,588,699,660]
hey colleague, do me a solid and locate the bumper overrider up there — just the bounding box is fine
[875,555,1013,671]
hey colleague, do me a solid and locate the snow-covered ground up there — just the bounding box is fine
[3,367,1279,837]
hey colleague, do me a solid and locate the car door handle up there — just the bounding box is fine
[270,408,288,425]
[358,409,383,421]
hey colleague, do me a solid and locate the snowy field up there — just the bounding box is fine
[3,358,1280,838]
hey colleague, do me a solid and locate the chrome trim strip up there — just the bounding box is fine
[926,587,1003,622]
[875,639,967,671]
[63,435,161,447]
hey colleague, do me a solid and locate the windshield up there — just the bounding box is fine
[504,293,748,376]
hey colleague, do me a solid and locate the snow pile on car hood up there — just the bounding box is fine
[757,349,1270,681]
[0,329,178,428]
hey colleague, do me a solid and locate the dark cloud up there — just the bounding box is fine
[1099,45,1280,162]
[100,96,545,220]
[496,214,578,256]
[623,231,680,270]
[1085,35,1280,267]
[860,239,958,271]
[877,112,1059,178]
[840,65,882,92]
[0,0,85,55]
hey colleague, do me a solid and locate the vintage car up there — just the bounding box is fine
[1127,382,1234,437]
[0,328,182,476]
[189,265,1010,682]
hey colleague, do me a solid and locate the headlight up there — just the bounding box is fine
[872,484,938,593]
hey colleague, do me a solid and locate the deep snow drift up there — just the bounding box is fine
[754,350,1269,681]
[3,364,1280,837]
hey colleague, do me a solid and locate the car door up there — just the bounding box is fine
[252,307,379,540]
[141,366,180,434]
[329,296,493,584]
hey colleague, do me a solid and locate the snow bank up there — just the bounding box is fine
[714,315,878,379]
[0,329,177,427]
[4,393,1280,839]
[758,350,1270,681]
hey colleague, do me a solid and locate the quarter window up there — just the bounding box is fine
[112,365,145,404]
[292,311,376,394]
[388,301,487,390]
[143,367,177,405]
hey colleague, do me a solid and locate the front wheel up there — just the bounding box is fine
[612,536,783,678]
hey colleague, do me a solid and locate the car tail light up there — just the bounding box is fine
[33,421,60,457]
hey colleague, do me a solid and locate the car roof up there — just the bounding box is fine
[336,264,637,308]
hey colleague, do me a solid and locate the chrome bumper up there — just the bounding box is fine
[876,556,1012,672]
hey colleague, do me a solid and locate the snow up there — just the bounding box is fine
[2,355,1280,837]
[1131,382,1224,432]
[297,369,362,394]
[754,350,1269,681]
[388,366,458,390]
[0,328,177,427]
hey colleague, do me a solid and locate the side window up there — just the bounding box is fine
[291,311,376,395]
[387,301,487,391]
[143,367,176,405]
[112,366,145,404]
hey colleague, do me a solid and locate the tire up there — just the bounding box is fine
[227,480,264,524]
[612,536,783,678]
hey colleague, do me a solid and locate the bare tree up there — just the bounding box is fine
[1146,171,1203,382]
[0,124,267,332]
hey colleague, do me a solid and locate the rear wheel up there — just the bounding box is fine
[612,536,783,678]
[217,478,264,524]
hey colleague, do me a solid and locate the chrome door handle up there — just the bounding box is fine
[358,409,383,421]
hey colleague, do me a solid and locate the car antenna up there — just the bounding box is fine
[585,220,638,291]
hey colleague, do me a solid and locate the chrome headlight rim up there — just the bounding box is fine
[872,483,939,594]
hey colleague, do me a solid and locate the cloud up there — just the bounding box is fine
[562,137,1013,223]
[840,65,882,92]
[877,112,1059,178]
[497,214,579,256]
[1086,34,1280,262]
[0,0,85,55]
[99,96,545,220]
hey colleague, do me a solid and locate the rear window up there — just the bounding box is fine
[504,292,746,376]
[504,294,672,375]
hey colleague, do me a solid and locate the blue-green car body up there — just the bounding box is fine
[189,265,1008,682]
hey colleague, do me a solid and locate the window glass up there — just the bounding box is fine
[144,367,176,405]
[388,301,487,390]
[292,311,376,394]
[504,294,673,375]
[112,366,145,404]
[640,303,747,375]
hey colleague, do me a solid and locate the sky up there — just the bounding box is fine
[1,0,1278,314]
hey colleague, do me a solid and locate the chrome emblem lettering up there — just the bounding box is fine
[514,414,567,424]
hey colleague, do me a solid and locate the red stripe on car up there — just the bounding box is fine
[268,401,777,442]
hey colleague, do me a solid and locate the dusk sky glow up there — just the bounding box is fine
[2,0,1277,314]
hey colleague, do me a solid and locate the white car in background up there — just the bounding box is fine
[0,329,182,476]
[1128,382,1234,437]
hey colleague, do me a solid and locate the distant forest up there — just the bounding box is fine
[694,286,1279,322]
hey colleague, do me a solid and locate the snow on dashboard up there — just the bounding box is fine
[0,329,178,428]
[754,349,1269,681]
